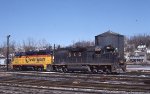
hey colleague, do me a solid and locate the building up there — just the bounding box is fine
[137,45,146,52]
[129,51,147,63]
[0,54,6,65]
[147,48,150,54]
[128,44,150,64]
[95,31,124,59]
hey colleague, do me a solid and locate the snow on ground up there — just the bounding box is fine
[126,65,150,72]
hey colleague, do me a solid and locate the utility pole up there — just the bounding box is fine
[7,35,10,71]
[53,44,55,63]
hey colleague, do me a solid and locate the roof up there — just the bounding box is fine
[0,54,5,58]
[130,52,146,57]
[14,50,52,56]
[95,30,124,37]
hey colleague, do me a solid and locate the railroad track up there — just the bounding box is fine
[6,71,150,83]
[0,71,150,93]
[0,76,149,93]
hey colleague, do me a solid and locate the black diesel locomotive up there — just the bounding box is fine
[49,31,126,73]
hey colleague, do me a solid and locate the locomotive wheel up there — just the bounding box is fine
[105,69,111,74]
[62,67,68,73]
[46,65,53,71]
[92,68,98,73]
[53,66,58,72]
[59,67,64,72]
[14,66,21,71]
[38,67,43,71]
[34,67,38,71]
[55,67,59,72]
[18,66,22,71]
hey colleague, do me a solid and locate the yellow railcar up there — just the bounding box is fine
[12,50,53,71]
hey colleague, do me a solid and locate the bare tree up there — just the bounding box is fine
[128,34,150,48]
[37,39,52,50]
[0,40,16,57]
[20,38,52,52]
[70,40,95,48]
[22,38,37,52]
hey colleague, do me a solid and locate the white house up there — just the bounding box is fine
[147,48,150,54]
[129,51,147,63]
[137,45,146,51]
[0,54,6,65]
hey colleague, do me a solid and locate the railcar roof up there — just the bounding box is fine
[14,50,52,56]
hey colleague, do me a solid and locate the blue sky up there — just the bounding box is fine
[0,0,150,46]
